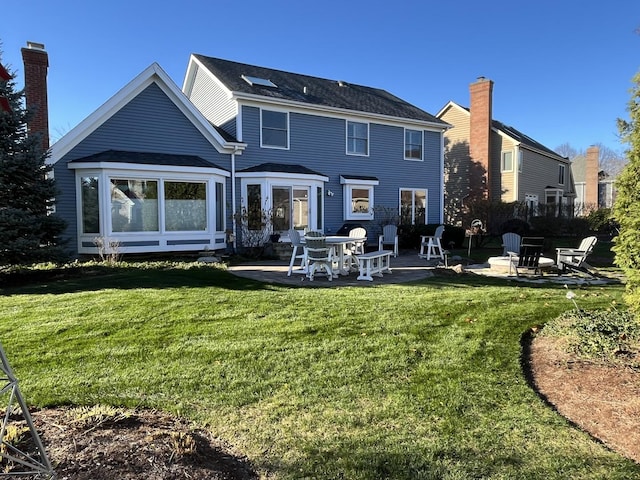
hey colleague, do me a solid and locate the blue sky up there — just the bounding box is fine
[2,0,639,154]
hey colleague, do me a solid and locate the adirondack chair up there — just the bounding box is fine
[378,225,399,257]
[508,237,545,277]
[501,232,522,255]
[556,236,598,277]
[348,227,367,255]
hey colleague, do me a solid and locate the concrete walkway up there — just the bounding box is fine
[224,251,618,287]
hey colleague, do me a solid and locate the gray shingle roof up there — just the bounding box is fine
[492,119,565,160]
[194,55,447,125]
[70,150,228,170]
[238,162,326,177]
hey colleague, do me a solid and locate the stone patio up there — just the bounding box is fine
[224,252,620,287]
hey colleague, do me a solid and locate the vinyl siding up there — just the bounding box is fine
[53,83,231,251]
[187,63,237,137]
[493,133,517,202]
[238,105,442,234]
[519,149,567,201]
[440,107,471,225]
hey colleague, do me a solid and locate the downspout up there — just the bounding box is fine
[514,145,520,202]
[440,129,445,224]
[231,146,238,251]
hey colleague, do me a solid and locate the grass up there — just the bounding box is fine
[0,259,638,479]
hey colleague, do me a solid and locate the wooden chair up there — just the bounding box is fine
[501,232,522,255]
[419,225,444,260]
[304,231,333,281]
[378,225,399,257]
[556,236,598,277]
[508,237,544,277]
[287,229,307,276]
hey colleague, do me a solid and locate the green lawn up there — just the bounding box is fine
[1,261,637,479]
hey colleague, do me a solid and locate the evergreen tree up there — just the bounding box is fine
[613,71,640,315]
[0,56,67,266]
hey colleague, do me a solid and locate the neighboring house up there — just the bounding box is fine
[436,77,574,227]
[182,54,448,244]
[571,145,617,216]
[48,52,448,256]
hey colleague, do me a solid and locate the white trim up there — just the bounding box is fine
[68,161,230,177]
[236,94,448,132]
[50,62,246,164]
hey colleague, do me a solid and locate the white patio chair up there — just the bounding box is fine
[378,225,399,257]
[348,227,367,254]
[556,236,598,277]
[419,225,444,260]
[304,231,334,281]
[502,232,522,255]
[287,229,307,276]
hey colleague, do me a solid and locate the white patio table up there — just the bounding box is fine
[325,236,365,276]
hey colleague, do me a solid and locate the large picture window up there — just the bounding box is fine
[164,181,207,231]
[346,121,369,156]
[261,109,289,149]
[110,179,158,232]
[400,189,427,225]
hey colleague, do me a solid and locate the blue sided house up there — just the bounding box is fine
[49,55,449,256]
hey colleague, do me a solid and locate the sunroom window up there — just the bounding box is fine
[110,179,159,232]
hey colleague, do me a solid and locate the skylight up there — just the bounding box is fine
[241,75,277,88]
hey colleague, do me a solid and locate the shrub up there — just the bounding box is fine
[587,208,619,236]
[543,309,640,364]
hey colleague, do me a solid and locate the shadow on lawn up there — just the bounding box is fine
[0,263,275,296]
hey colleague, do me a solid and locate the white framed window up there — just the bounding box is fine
[404,129,423,160]
[400,188,427,225]
[545,188,564,217]
[558,164,566,185]
[340,176,378,220]
[346,120,369,156]
[501,151,513,172]
[72,163,228,255]
[518,151,523,173]
[261,109,289,149]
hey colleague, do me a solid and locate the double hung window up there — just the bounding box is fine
[404,129,423,160]
[346,121,369,156]
[261,109,289,149]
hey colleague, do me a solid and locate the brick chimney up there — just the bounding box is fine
[21,41,49,151]
[585,145,599,208]
[469,76,494,199]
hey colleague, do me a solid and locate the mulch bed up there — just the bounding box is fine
[528,334,640,463]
